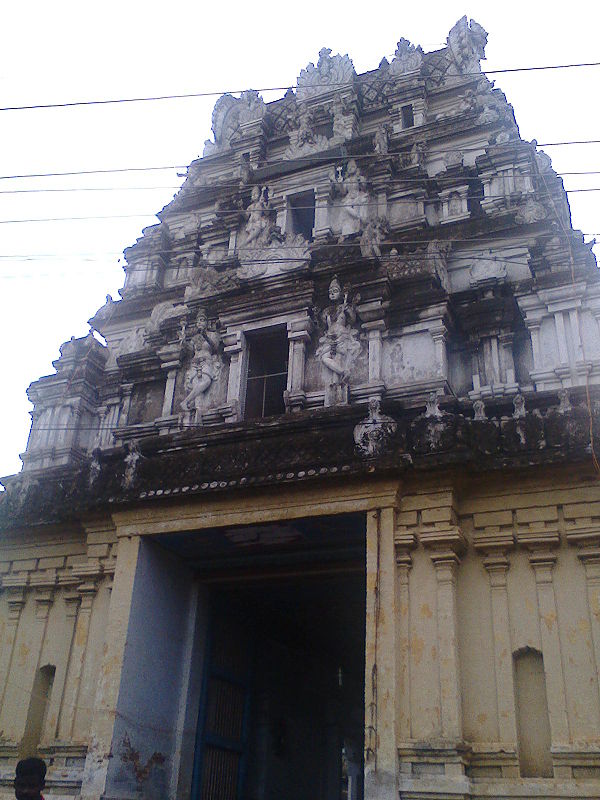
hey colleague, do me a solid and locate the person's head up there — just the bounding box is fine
[14,758,46,800]
[196,308,208,332]
[328,276,342,302]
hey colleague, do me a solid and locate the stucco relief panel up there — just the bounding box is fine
[382,334,438,385]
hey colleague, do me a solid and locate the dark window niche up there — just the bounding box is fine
[288,190,315,240]
[401,104,415,129]
[245,329,289,420]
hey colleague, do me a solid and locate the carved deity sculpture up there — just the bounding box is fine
[122,440,142,489]
[180,309,222,419]
[237,184,310,279]
[331,94,356,141]
[245,186,275,247]
[316,277,361,406]
[285,105,329,158]
[373,125,389,155]
[336,159,370,239]
[360,218,388,259]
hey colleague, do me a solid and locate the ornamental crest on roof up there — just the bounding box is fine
[296,47,355,100]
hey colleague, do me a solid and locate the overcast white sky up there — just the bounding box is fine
[1,1,599,477]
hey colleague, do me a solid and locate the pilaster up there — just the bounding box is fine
[80,532,141,800]
[394,522,416,742]
[0,573,28,712]
[57,563,103,742]
[365,506,398,800]
[419,491,466,744]
[516,509,570,747]
[285,318,313,412]
[562,501,600,711]
[473,514,518,751]
[223,330,247,422]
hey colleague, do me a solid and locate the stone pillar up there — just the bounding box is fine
[529,550,570,745]
[434,552,462,740]
[57,566,101,741]
[223,330,247,422]
[161,365,179,417]
[358,298,387,399]
[313,185,333,242]
[553,311,569,367]
[157,342,185,421]
[524,319,542,373]
[0,574,28,712]
[119,383,134,427]
[421,516,465,745]
[285,318,312,412]
[364,507,398,800]
[94,405,107,449]
[499,332,517,386]
[430,323,448,380]
[394,530,415,742]
[80,534,141,800]
[483,554,518,745]
[365,323,385,387]
[577,546,600,707]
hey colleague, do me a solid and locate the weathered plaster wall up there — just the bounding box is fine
[395,469,600,796]
[101,538,198,800]
[0,523,115,798]
[2,470,600,799]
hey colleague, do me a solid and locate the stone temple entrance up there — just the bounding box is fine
[192,575,365,800]
[156,512,366,800]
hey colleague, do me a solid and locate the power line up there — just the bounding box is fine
[0,187,595,225]
[2,138,600,184]
[2,176,600,196]
[1,61,600,113]
[0,165,187,181]
[0,186,182,195]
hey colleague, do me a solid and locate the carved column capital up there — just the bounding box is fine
[528,550,557,584]
[483,552,510,584]
[420,526,466,560]
[577,546,600,581]
[2,574,29,621]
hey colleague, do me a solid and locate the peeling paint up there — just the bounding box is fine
[120,732,166,784]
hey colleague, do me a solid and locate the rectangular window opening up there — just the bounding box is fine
[401,104,415,129]
[245,329,288,420]
[288,190,315,241]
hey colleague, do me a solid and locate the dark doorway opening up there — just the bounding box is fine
[192,573,365,800]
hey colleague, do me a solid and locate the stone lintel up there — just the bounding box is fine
[397,739,471,765]
[83,516,117,543]
[29,568,58,591]
[515,528,560,551]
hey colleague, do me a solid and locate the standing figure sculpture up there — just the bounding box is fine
[336,159,370,239]
[180,309,222,421]
[316,276,361,406]
[244,186,272,247]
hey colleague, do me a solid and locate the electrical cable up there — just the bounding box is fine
[1,61,600,113]
[3,138,600,183]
